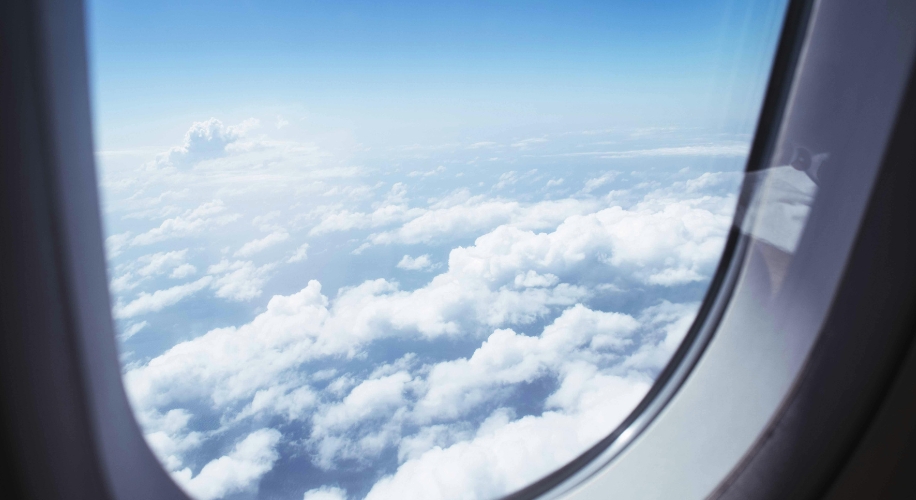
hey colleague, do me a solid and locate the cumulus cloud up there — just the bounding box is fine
[171,263,197,279]
[159,118,258,169]
[412,305,639,424]
[548,143,749,159]
[132,200,239,246]
[207,260,275,301]
[141,409,203,471]
[366,196,597,248]
[114,276,213,319]
[124,170,731,407]
[121,320,149,341]
[408,166,446,177]
[308,184,423,236]
[582,172,620,193]
[173,428,281,500]
[396,254,433,271]
[303,486,348,500]
[235,230,290,257]
[137,249,190,277]
[288,243,310,263]
[364,373,648,500]
[494,171,518,189]
[106,231,132,257]
[107,156,740,499]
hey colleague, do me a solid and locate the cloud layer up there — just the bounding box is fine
[98,118,745,500]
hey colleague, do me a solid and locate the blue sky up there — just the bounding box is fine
[88,0,783,151]
[86,1,787,499]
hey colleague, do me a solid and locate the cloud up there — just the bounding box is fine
[123,281,331,412]
[137,250,190,277]
[172,428,281,500]
[235,230,290,257]
[364,374,650,500]
[114,277,213,319]
[494,171,518,190]
[132,200,239,246]
[543,143,749,159]
[110,272,140,294]
[121,320,149,341]
[407,166,446,177]
[412,305,639,424]
[397,254,433,271]
[160,118,258,169]
[124,174,732,424]
[123,263,589,427]
[310,372,413,467]
[510,137,548,149]
[171,263,197,279]
[208,260,275,301]
[309,204,421,236]
[288,243,310,263]
[308,184,424,236]
[582,172,620,193]
[303,486,348,500]
[367,196,597,247]
[109,165,739,498]
[106,231,132,257]
[142,409,203,471]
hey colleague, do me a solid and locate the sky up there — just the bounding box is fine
[86,1,787,499]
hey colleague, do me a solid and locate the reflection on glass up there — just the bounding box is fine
[740,143,827,296]
[88,1,787,498]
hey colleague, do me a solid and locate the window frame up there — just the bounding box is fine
[1,0,915,499]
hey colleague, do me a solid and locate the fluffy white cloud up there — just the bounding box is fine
[132,200,239,246]
[494,171,518,189]
[124,281,330,412]
[235,230,290,257]
[288,243,310,263]
[121,321,149,341]
[103,137,741,500]
[306,183,422,236]
[173,428,281,500]
[123,174,731,442]
[367,196,597,247]
[207,260,275,301]
[114,276,213,319]
[550,142,749,159]
[438,194,732,289]
[303,486,348,500]
[396,254,433,271]
[313,372,412,435]
[310,371,414,467]
[365,372,650,500]
[582,171,620,193]
[137,249,190,277]
[408,166,446,177]
[106,231,132,257]
[412,305,639,423]
[142,409,203,472]
[171,263,197,278]
[159,118,258,169]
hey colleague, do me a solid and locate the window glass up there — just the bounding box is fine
[87,1,787,499]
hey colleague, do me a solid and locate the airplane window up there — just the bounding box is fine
[86,1,788,499]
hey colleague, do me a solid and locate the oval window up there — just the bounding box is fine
[88,1,788,498]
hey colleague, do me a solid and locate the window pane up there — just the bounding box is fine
[87,1,787,499]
